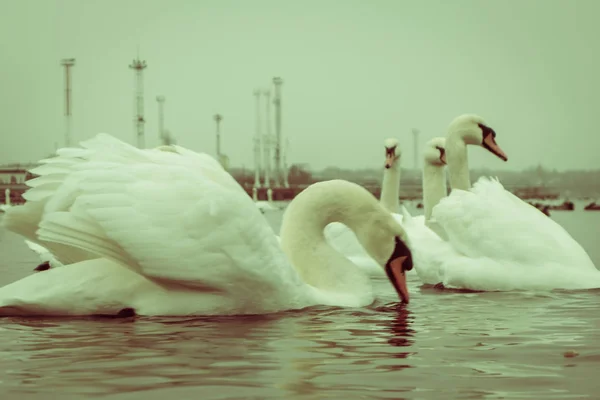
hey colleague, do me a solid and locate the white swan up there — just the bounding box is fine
[406,137,449,241]
[0,188,11,213]
[380,138,402,213]
[403,114,600,291]
[324,138,402,276]
[0,134,413,317]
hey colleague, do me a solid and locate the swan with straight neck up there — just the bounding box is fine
[380,138,401,213]
[445,115,508,191]
[422,137,448,222]
[405,114,598,292]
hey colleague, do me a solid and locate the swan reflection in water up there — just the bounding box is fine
[380,303,415,350]
[2,314,284,396]
[0,305,417,397]
[266,303,417,396]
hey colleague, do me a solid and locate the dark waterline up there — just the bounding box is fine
[0,208,599,399]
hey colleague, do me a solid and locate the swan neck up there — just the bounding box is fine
[446,137,471,191]
[380,164,401,213]
[422,164,447,221]
[279,183,376,291]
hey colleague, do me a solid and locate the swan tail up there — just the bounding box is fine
[471,175,506,195]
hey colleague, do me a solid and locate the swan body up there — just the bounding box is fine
[0,134,413,316]
[405,114,599,291]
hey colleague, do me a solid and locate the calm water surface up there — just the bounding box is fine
[0,207,599,399]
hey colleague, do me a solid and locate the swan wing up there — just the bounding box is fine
[3,136,159,264]
[432,177,595,270]
[32,134,301,292]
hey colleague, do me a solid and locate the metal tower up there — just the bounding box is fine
[156,95,166,145]
[272,77,283,187]
[282,137,290,188]
[60,58,75,147]
[412,128,420,170]
[129,56,147,148]
[262,89,272,189]
[253,89,263,189]
[213,113,227,169]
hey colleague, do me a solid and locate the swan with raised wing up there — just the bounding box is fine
[0,134,413,317]
[403,114,600,291]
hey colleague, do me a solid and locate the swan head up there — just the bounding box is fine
[423,137,447,166]
[448,114,508,162]
[355,211,413,303]
[383,138,401,169]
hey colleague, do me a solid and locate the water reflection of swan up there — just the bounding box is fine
[2,315,281,395]
[384,304,415,350]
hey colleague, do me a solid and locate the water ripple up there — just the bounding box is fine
[0,212,599,398]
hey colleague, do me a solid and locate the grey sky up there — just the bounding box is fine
[1,0,599,171]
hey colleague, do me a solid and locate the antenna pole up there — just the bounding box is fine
[272,77,283,187]
[129,56,147,148]
[282,137,290,188]
[60,58,75,147]
[253,89,263,188]
[262,89,272,189]
[156,95,166,144]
